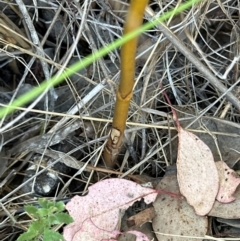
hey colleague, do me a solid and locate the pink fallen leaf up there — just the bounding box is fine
[63,178,157,241]
[177,126,219,216]
[68,219,120,241]
[215,161,240,203]
[65,219,151,241]
[209,186,240,219]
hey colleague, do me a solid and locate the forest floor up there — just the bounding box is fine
[0,0,240,240]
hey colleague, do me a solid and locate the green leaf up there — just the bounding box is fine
[38,198,51,209]
[54,201,65,212]
[48,205,59,214]
[17,229,39,241]
[43,229,64,241]
[37,208,50,217]
[29,220,45,233]
[48,213,74,225]
[24,205,39,218]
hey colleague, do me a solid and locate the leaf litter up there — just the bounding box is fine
[152,172,208,241]
[1,0,240,240]
[63,178,157,241]
[177,126,219,215]
[215,161,240,203]
[162,87,219,216]
[62,95,240,240]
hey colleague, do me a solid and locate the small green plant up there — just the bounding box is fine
[17,198,73,241]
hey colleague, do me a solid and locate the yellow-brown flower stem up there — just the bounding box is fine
[103,0,149,167]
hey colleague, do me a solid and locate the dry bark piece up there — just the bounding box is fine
[127,207,155,228]
[177,126,219,216]
[215,161,240,203]
[152,174,208,241]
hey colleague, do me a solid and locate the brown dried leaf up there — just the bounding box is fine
[177,127,219,216]
[127,207,155,228]
[152,174,208,241]
[215,161,240,203]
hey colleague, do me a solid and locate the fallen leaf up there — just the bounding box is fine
[121,208,156,241]
[177,126,219,215]
[215,161,240,203]
[125,231,150,241]
[63,178,157,241]
[68,219,120,241]
[152,173,208,241]
[170,107,240,173]
[118,231,151,241]
[209,185,240,219]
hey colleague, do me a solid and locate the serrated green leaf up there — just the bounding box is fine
[37,208,50,217]
[17,229,39,241]
[38,198,50,208]
[54,213,74,224]
[29,220,45,233]
[43,229,64,241]
[48,215,59,225]
[48,213,73,225]
[54,201,65,212]
[24,205,39,218]
[48,205,58,214]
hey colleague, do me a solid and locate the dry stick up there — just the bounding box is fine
[15,0,56,112]
[103,0,150,167]
[77,2,113,84]
[0,3,64,131]
[160,84,181,131]
[155,23,240,111]
[48,0,99,133]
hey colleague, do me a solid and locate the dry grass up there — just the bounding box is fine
[0,0,240,239]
